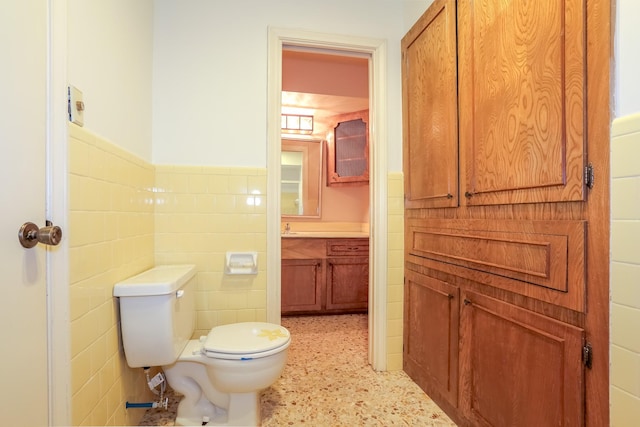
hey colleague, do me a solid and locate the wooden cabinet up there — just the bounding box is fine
[404,270,459,407]
[326,257,368,311]
[401,0,611,425]
[281,258,323,313]
[459,291,585,427]
[457,0,587,206]
[326,110,369,186]
[403,0,587,208]
[281,237,368,315]
[402,0,459,209]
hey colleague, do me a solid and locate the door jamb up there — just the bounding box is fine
[48,0,71,424]
[266,27,389,370]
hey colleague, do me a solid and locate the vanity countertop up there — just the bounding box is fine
[281,231,369,239]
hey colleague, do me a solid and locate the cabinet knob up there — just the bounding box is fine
[464,191,473,198]
[463,298,472,306]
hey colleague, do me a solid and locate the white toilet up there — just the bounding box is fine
[113,265,290,426]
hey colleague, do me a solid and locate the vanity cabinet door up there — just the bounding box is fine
[325,257,368,311]
[326,110,369,186]
[402,0,459,209]
[281,258,323,314]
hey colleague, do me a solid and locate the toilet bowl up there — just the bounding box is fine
[113,265,290,426]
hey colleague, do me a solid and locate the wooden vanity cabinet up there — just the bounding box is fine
[281,258,323,314]
[326,110,369,186]
[281,237,369,315]
[326,257,368,311]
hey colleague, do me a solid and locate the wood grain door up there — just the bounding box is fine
[326,257,368,311]
[459,291,585,427]
[458,0,586,206]
[404,270,459,407]
[402,0,458,209]
[281,258,323,314]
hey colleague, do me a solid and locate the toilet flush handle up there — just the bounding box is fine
[176,290,185,298]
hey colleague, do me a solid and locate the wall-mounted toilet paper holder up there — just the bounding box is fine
[225,252,258,275]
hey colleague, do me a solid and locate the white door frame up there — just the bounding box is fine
[266,27,388,370]
[48,0,71,424]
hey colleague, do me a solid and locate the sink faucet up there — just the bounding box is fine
[284,223,290,234]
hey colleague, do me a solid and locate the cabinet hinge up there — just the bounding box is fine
[584,163,595,189]
[582,342,593,369]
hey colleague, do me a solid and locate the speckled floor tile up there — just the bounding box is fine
[139,314,456,426]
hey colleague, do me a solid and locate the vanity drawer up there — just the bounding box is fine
[326,239,369,256]
[282,238,326,259]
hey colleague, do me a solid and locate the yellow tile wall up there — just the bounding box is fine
[68,124,155,426]
[611,113,640,426]
[68,136,403,423]
[387,172,405,370]
[154,165,268,336]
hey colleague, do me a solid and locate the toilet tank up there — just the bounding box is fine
[114,265,196,368]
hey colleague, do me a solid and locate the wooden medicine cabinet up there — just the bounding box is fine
[326,110,369,186]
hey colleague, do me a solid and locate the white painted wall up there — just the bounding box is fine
[64,0,434,169]
[403,0,435,31]
[67,0,154,161]
[65,0,639,164]
[151,0,406,170]
[615,0,640,117]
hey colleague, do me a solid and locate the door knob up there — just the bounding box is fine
[18,221,63,248]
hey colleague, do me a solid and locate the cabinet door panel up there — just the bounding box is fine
[281,259,323,314]
[326,110,369,186]
[460,291,584,427]
[325,257,368,311]
[404,270,459,406]
[458,0,586,205]
[402,0,458,208]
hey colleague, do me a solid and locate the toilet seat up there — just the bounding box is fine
[202,322,291,360]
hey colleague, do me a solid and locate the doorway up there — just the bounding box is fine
[266,27,388,370]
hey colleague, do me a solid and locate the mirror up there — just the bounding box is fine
[281,138,322,217]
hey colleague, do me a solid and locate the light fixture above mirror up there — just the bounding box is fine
[281,114,313,134]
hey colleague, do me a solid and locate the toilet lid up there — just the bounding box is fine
[203,322,290,359]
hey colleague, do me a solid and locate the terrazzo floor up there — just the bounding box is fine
[139,314,456,426]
